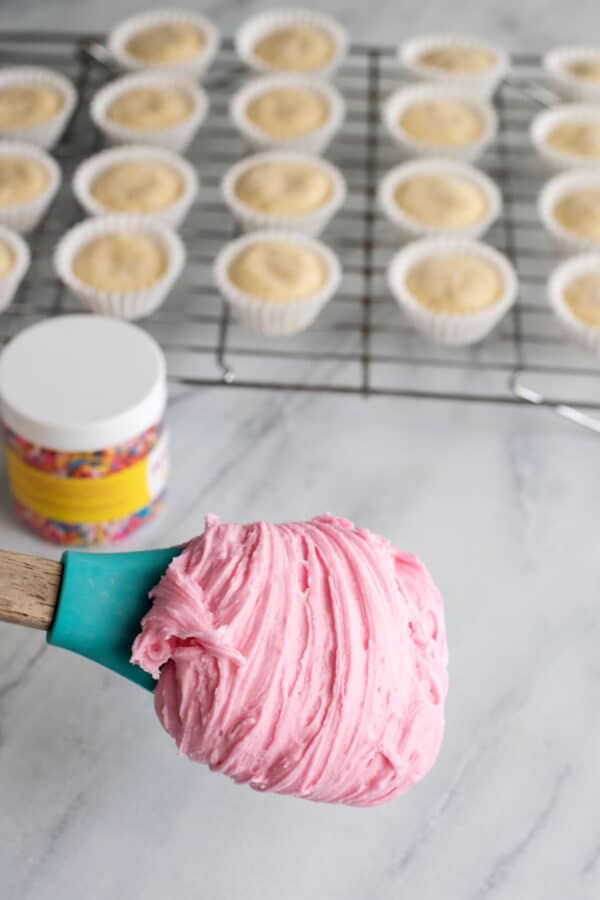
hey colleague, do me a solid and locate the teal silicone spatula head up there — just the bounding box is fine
[0,546,180,690]
[49,547,181,690]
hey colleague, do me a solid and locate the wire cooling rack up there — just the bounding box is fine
[1,31,600,414]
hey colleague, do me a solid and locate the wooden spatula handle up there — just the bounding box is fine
[0,549,61,630]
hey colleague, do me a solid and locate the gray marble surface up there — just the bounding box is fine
[1,2,600,899]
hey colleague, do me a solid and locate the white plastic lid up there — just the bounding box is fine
[0,315,167,452]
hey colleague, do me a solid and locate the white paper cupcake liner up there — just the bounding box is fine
[399,34,510,99]
[548,253,600,355]
[54,214,186,321]
[214,229,341,336]
[230,74,346,154]
[0,66,77,150]
[222,149,346,237]
[382,84,497,164]
[539,169,600,255]
[379,157,502,242]
[544,46,600,104]
[235,8,349,79]
[531,104,600,174]
[0,141,61,234]
[90,72,209,153]
[108,9,221,81]
[72,144,198,230]
[0,225,30,312]
[387,236,518,346]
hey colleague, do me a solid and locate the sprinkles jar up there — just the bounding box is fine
[0,315,168,545]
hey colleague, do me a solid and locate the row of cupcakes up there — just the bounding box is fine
[102,7,514,93]
[537,168,600,358]
[0,200,594,355]
[530,48,600,356]
[376,34,517,347]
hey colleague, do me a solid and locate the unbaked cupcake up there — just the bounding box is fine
[222,150,346,236]
[544,46,600,103]
[379,158,501,241]
[230,74,345,153]
[214,230,341,335]
[539,170,600,255]
[90,72,208,153]
[54,215,186,320]
[400,34,510,98]
[235,8,348,79]
[382,84,497,163]
[531,105,600,173]
[108,8,220,80]
[73,145,198,229]
[388,236,518,345]
[0,224,30,312]
[0,141,61,234]
[0,66,76,149]
[548,253,600,354]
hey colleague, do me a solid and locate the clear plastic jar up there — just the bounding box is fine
[0,315,168,545]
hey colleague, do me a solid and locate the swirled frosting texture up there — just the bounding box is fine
[131,515,448,806]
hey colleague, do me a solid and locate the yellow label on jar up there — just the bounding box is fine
[6,434,169,525]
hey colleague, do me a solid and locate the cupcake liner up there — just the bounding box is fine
[539,169,600,255]
[90,72,209,153]
[387,236,518,346]
[235,8,349,79]
[379,157,502,241]
[0,225,30,311]
[544,46,600,104]
[0,141,61,234]
[382,83,497,164]
[54,214,186,320]
[531,104,600,173]
[214,229,341,336]
[222,149,346,237]
[0,66,77,149]
[399,34,510,99]
[230,74,346,154]
[548,253,600,354]
[72,144,198,230]
[108,9,221,81]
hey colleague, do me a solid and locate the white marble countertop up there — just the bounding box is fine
[1,3,600,899]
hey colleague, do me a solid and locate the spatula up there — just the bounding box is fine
[0,547,181,690]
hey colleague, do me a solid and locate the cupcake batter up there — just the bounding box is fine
[406,253,503,313]
[73,232,167,293]
[564,272,600,326]
[567,58,600,82]
[228,240,328,302]
[547,121,600,159]
[0,157,50,206]
[125,22,206,64]
[234,160,333,216]
[418,45,497,72]
[253,24,335,72]
[107,87,194,131]
[0,239,14,278]
[400,99,484,146]
[131,514,448,806]
[554,188,600,241]
[0,84,63,129]
[246,86,329,139]
[394,173,488,228]
[91,160,184,214]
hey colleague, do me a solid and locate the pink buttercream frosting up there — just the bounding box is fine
[131,514,448,806]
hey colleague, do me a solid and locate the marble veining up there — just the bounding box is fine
[1,1,600,898]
